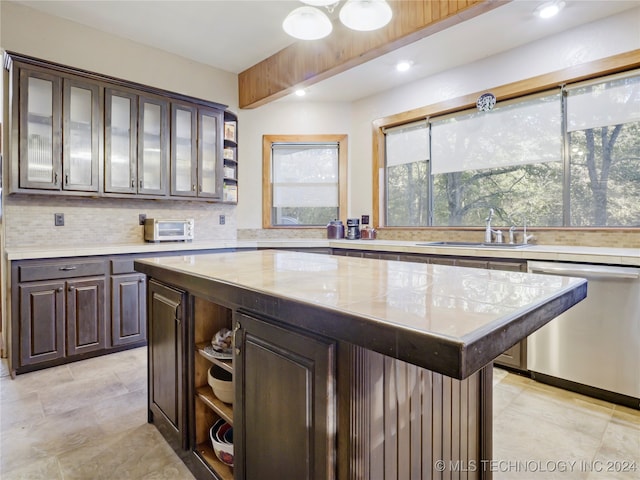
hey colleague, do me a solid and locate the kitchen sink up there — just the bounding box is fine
[416,241,531,249]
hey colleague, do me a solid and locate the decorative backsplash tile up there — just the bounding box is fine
[4,196,237,248]
[238,227,639,248]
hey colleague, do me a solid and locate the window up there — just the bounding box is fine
[430,91,563,227]
[263,135,347,227]
[566,73,640,226]
[379,68,640,228]
[384,121,429,226]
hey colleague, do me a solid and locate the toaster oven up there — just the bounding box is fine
[144,218,194,242]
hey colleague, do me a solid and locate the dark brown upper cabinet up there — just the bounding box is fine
[6,52,231,202]
[170,104,223,199]
[63,77,102,192]
[15,65,102,193]
[105,89,169,196]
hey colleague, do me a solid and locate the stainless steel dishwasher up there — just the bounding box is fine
[527,261,640,405]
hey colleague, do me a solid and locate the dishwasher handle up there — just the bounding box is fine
[528,263,640,280]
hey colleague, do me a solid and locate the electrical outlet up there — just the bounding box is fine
[139,213,147,225]
[219,215,226,225]
[361,215,370,225]
[54,213,64,226]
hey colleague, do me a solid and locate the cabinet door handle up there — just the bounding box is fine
[68,286,75,291]
[57,287,63,292]
[233,321,242,355]
[54,172,58,185]
[139,180,143,188]
[174,304,181,324]
[59,266,77,271]
[65,174,69,185]
[192,184,196,192]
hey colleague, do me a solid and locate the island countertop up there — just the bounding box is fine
[134,249,587,379]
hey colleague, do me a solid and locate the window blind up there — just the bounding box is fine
[385,120,429,167]
[272,143,339,208]
[566,71,640,132]
[430,92,562,174]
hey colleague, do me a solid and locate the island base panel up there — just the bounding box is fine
[345,345,492,480]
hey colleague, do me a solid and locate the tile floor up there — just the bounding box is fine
[0,348,638,479]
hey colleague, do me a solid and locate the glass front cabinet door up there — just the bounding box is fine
[138,95,168,195]
[63,78,101,192]
[197,108,223,199]
[17,67,101,192]
[170,103,197,197]
[105,88,137,194]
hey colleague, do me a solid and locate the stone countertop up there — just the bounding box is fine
[134,250,587,379]
[5,238,639,266]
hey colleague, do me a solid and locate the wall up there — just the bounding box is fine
[2,2,639,248]
[237,100,352,236]
[0,1,239,248]
[234,7,640,246]
[348,7,640,222]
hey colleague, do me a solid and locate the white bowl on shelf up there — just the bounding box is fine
[208,365,233,404]
[210,420,234,467]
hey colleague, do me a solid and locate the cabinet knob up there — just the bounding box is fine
[192,184,196,191]
[57,287,63,292]
[68,286,75,291]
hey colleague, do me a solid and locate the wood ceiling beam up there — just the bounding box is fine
[238,0,509,109]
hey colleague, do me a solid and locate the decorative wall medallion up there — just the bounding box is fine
[476,92,496,112]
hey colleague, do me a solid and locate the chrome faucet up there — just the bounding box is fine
[485,208,494,243]
[522,218,534,244]
[508,225,516,244]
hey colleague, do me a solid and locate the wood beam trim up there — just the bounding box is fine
[239,0,508,109]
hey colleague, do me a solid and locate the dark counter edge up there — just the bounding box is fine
[134,258,587,380]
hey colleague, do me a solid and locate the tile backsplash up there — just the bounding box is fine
[238,227,640,248]
[3,195,236,248]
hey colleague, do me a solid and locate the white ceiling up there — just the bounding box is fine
[15,0,640,103]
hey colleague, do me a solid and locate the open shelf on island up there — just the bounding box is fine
[195,442,233,480]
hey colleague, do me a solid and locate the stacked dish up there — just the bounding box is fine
[210,418,233,467]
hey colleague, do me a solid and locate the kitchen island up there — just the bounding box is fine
[135,249,586,480]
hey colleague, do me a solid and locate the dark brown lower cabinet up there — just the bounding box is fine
[111,273,146,346]
[18,276,106,365]
[234,312,336,480]
[18,281,65,366]
[66,277,106,356]
[148,279,187,450]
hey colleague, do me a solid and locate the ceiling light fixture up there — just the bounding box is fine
[339,0,392,32]
[283,0,392,40]
[283,5,333,40]
[535,1,565,19]
[396,61,412,72]
[295,89,307,97]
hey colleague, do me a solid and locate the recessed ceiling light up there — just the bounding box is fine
[396,61,412,72]
[295,89,306,97]
[535,1,565,19]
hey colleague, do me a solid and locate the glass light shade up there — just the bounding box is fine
[535,1,565,19]
[339,0,392,31]
[300,0,338,6]
[283,6,333,40]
